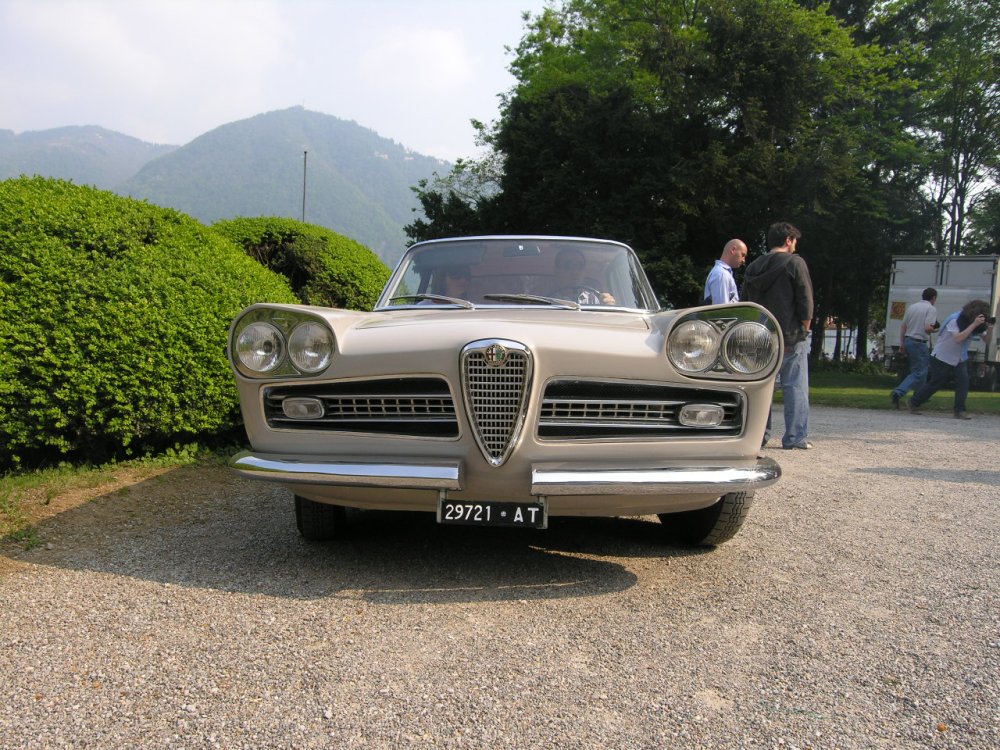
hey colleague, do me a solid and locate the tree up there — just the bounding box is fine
[0,178,298,469]
[212,217,390,310]
[917,0,1000,255]
[965,189,1000,254]
[409,0,931,360]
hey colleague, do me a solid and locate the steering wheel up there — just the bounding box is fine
[552,285,603,303]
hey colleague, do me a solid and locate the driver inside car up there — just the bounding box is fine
[438,265,471,299]
[550,247,616,305]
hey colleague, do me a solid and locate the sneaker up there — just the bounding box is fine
[907,399,922,415]
[955,411,972,420]
[891,392,900,409]
[784,441,814,450]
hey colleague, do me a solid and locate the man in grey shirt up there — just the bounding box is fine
[890,287,937,408]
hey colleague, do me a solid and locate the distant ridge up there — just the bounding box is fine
[0,125,177,189]
[1,108,448,264]
[120,107,446,263]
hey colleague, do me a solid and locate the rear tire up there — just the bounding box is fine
[295,495,346,541]
[658,491,754,547]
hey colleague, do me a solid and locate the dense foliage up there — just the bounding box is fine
[408,0,999,360]
[903,0,999,256]
[212,217,390,310]
[0,177,298,470]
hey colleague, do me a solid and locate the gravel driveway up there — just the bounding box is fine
[1,406,998,749]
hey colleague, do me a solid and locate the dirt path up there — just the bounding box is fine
[2,406,998,749]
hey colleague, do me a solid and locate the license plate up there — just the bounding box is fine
[437,498,547,529]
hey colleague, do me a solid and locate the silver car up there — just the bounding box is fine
[228,236,781,546]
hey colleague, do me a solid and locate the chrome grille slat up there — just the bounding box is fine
[539,381,744,439]
[269,416,457,425]
[264,378,458,437]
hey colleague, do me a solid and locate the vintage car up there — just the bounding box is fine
[228,236,782,546]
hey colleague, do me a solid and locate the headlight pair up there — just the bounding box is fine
[666,309,780,378]
[232,310,335,377]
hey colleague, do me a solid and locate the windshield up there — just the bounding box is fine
[377,237,659,311]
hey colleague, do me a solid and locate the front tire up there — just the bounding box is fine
[658,491,754,547]
[295,495,346,541]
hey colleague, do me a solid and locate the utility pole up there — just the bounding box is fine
[301,150,308,223]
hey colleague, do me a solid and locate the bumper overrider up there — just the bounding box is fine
[229,451,781,496]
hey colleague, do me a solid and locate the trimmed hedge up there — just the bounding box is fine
[0,177,298,469]
[212,217,390,310]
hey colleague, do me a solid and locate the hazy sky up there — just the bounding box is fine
[0,0,552,162]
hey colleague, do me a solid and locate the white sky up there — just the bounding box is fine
[0,0,552,162]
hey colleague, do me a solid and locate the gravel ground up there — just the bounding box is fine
[1,405,998,750]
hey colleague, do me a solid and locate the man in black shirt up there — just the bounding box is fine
[743,222,815,450]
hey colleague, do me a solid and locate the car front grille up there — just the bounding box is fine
[538,380,744,439]
[462,340,532,466]
[263,377,458,437]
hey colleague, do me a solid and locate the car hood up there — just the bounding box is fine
[312,306,661,364]
[355,307,653,333]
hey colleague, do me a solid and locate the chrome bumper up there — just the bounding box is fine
[531,460,781,495]
[230,451,780,496]
[230,451,463,489]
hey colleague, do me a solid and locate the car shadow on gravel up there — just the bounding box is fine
[2,470,708,605]
[851,466,1000,485]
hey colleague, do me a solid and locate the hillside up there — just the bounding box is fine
[1,108,447,265]
[0,126,177,189]
[119,107,446,264]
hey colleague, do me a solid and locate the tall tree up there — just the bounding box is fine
[965,189,1000,254]
[919,0,1000,255]
[407,0,930,359]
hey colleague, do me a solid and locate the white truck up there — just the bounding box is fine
[884,255,999,391]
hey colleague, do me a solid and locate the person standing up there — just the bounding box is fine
[908,300,993,419]
[743,222,814,449]
[703,239,748,304]
[890,288,938,408]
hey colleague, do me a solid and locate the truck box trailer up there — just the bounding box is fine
[884,255,999,391]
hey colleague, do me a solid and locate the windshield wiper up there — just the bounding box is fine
[481,293,580,310]
[388,294,474,309]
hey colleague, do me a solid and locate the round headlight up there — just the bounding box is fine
[288,321,334,373]
[723,322,777,374]
[667,320,720,372]
[236,322,285,373]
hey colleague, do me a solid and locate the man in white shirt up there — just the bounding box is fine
[703,239,748,304]
[891,287,938,408]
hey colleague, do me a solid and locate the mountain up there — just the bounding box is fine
[119,107,447,263]
[1,108,448,265]
[0,126,177,189]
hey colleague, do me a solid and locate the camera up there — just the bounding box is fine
[932,321,941,330]
[973,315,995,336]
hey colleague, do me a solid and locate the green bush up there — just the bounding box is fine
[811,357,889,377]
[0,177,298,470]
[212,217,390,310]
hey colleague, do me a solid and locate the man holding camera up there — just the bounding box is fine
[891,287,938,408]
[908,299,995,419]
